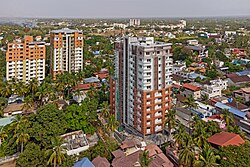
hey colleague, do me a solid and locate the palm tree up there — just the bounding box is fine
[13,81,27,97]
[100,101,110,118]
[140,150,153,167]
[174,125,189,148]
[179,136,195,167]
[221,109,234,127]
[27,78,39,96]
[10,115,29,133]
[164,109,177,140]
[194,144,220,167]
[106,115,119,132]
[184,95,198,109]
[14,129,30,153]
[45,137,66,167]
[22,96,35,114]
[0,81,12,97]
[0,127,7,145]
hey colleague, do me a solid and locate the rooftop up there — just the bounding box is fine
[226,74,250,83]
[92,156,110,167]
[0,116,14,127]
[83,77,100,84]
[73,157,94,167]
[215,102,247,118]
[61,130,89,156]
[183,83,201,91]
[207,132,245,147]
[51,28,82,34]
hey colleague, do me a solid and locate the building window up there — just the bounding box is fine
[146,52,150,55]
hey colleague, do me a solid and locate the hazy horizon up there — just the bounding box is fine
[1,0,250,18]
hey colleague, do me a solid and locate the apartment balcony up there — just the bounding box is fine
[146,121,151,126]
[146,101,151,105]
[155,106,162,110]
[155,112,162,117]
[155,99,162,104]
[155,119,162,124]
[146,115,151,119]
[155,92,162,97]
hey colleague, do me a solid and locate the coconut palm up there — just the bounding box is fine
[140,150,153,167]
[174,125,189,148]
[27,78,39,96]
[179,136,195,167]
[184,95,198,109]
[106,115,119,132]
[0,127,7,145]
[14,127,30,153]
[0,81,12,97]
[194,144,220,167]
[221,109,234,127]
[45,137,66,167]
[164,109,177,140]
[13,81,27,97]
[100,101,110,118]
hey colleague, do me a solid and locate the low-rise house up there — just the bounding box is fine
[181,83,201,100]
[112,139,174,167]
[226,73,250,86]
[214,102,247,119]
[201,79,228,99]
[233,87,250,102]
[187,39,199,46]
[72,91,87,104]
[172,63,186,74]
[61,130,89,156]
[3,103,35,117]
[207,132,245,147]
[185,45,208,60]
[202,115,226,129]
[226,101,250,112]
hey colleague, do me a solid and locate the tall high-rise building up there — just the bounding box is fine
[50,28,83,78]
[129,19,141,26]
[111,37,173,136]
[6,36,46,82]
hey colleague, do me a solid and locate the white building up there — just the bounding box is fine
[61,130,89,156]
[113,37,173,135]
[6,36,46,82]
[50,28,83,79]
[172,61,186,74]
[129,19,141,26]
[201,79,228,99]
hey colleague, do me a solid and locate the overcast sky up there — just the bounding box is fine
[1,0,250,18]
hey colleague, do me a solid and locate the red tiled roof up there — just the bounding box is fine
[207,132,245,147]
[145,144,163,157]
[94,71,109,80]
[183,83,201,91]
[73,83,101,91]
[120,139,139,149]
[92,156,110,167]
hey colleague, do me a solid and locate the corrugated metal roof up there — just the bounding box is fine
[215,102,246,118]
[0,116,14,127]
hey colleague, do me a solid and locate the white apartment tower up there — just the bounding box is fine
[50,28,83,79]
[111,37,173,136]
[6,36,46,82]
[129,19,141,26]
